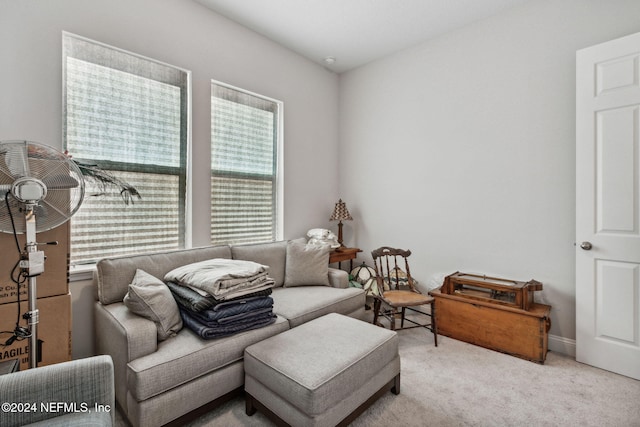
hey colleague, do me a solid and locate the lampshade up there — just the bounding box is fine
[329,199,353,221]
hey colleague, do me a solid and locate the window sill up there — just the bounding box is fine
[69,264,96,282]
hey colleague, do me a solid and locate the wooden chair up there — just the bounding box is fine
[371,246,437,346]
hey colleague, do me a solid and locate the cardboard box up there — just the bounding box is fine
[0,222,69,305]
[0,293,72,370]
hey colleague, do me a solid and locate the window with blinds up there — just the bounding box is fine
[63,33,189,264]
[211,83,281,245]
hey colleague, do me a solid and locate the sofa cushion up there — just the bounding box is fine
[271,286,365,328]
[284,242,330,287]
[231,241,287,287]
[126,316,289,401]
[123,269,182,341]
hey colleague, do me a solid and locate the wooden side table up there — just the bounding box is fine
[329,247,362,271]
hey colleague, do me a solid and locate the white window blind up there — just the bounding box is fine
[63,33,189,264]
[211,83,281,245]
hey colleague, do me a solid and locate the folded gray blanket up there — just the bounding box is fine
[164,258,275,299]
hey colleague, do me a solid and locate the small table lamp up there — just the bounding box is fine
[329,199,353,249]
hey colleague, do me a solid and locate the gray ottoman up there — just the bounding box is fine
[244,313,400,427]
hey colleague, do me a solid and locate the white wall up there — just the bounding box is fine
[0,0,340,358]
[338,0,640,347]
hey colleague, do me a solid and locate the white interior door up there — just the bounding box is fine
[576,32,640,380]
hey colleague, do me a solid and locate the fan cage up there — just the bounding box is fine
[0,140,85,234]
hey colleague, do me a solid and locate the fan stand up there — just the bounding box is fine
[23,206,44,369]
[0,140,84,370]
[0,140,85,371]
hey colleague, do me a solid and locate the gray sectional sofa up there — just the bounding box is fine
[94,240,366,427]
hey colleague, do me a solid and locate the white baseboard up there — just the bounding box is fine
[548,334,576,358]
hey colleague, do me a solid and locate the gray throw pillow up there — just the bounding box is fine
[123,269,182,341]
[284,241,330,287]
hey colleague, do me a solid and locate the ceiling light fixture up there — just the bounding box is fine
[324,56,336,65]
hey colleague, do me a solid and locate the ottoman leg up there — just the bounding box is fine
[245,391,292,426]
[391,373,401,395]
[246,393,257,416]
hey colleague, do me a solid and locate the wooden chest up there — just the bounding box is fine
[430,288,551,363]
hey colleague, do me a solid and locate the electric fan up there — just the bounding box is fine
[0,140,84,369]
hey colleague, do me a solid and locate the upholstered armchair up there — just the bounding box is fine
[0,355,115,427]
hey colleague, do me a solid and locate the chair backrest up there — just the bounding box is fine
[371,246,419,293]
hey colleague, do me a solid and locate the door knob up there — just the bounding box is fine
[580,241,592,250]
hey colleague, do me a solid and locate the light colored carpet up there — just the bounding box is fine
[117,324,640,427]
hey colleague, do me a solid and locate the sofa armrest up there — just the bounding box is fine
[95,303,157,362]
[0,355,115,427]
[328,268,349,288]
[95,302,157,414]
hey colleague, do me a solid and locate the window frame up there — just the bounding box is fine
[210,79,284,245]
[62,32,191,265]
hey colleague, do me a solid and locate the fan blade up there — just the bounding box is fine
[42,175,79,190]
[35,203,48,219]
[37,198,69,233]
[4,141,29,178]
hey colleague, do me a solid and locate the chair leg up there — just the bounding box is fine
[372,299,380,326]
[400,307,406,329]
[431,301,438,347]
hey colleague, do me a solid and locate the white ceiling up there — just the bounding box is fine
[194,0,534,73]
